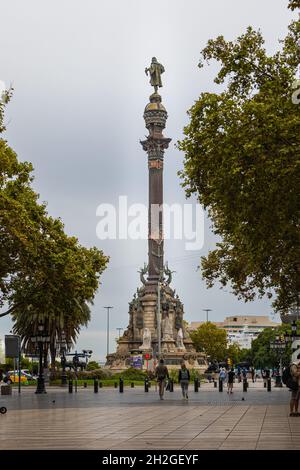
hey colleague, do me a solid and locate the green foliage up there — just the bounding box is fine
[0,93,109,360]
[288,0,300,10]
[115,367,147,381]
[86,361,100,371]
[190,322,227,361]
[250,323,296,368]
[238,348,253,364]
[49,368,113,380]
[226,343,243,364]
[178,5,300,312]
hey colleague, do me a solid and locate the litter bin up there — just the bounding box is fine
[1,384,12,396]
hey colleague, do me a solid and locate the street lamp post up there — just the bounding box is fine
[57,332,67,386]
[104,306,113,359]
[31,323,50,394]
[270,336,286,387]
[203,309,212,323]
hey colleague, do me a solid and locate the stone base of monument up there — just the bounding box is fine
[106,276,208,372]
[106,349,207,373]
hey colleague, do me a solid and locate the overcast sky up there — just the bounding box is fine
[0,0,295,361]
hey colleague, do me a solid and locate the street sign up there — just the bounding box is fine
[130,355,143,369]
[5,335,20,358]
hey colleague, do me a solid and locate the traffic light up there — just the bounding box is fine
[143,353,152,360]
[227,358,232,367]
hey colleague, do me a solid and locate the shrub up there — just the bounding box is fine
[113,368,147,381]
[86,361,100,371]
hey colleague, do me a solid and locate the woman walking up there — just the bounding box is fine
[179,362,190,400]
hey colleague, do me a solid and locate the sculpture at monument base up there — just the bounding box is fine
[139,328,152,350]
[176,328,185,350]
[106,265,207,371]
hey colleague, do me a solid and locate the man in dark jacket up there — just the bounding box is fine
[178,362,190,400]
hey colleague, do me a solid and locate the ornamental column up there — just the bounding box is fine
[140,58,171,287]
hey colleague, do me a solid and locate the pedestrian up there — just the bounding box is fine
[227,368,235,394]
[262,368,270,387]
[290,359,300,417]
[178,362,190,400]
[155,358,169,400]
[237,366,241,383]
[219,367,226,384]
[250,367,255,383]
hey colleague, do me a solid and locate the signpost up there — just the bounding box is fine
[5,335,21,394]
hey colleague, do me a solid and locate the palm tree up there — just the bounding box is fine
[11,298,91,375]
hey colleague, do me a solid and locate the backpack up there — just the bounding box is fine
[282,366,298,391]
[180,369,189,380]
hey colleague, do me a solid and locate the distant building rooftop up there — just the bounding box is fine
[189,315,279,331]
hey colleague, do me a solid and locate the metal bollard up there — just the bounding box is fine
[194,378,199,392]
[214,380,217,388]
[94,379,98,393]
[267,378,271,392]
[169,379,174,392]
[144,378,149,392]
[68,380,73,393]
[243,379,247,392]
[99,381,103,388]
[219,379,223,392]
[131,382,134,388]
[114,382,118,388]
[83,381,87,388]
[119,378,124,393]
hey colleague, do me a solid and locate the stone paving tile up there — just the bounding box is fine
[183,439,225,450]
[0,387,299,450]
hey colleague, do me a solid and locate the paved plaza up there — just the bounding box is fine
[0,380,300,450]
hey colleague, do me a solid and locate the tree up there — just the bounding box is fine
[0,93,109,370]
[238,348,253,364]
[251,324,294,369]
[288,0,300,10]
[226,343,243,365]
[178,2,300,313]
[190,322,227,361]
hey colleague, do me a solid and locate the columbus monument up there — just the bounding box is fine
[107,58,205,370]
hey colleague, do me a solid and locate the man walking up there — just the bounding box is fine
[227,368,235,394]
[178,362,190,400]
[155,358,169,400]
[290,359,300,417]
